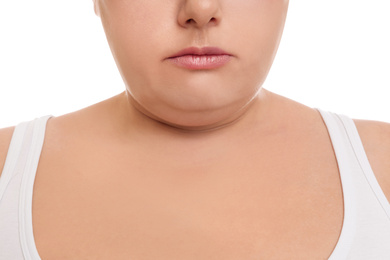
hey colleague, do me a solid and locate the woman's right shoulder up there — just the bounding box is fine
[0,126,16,178]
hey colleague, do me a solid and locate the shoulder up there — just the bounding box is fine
[0,126,15,178]
[353,119,390,200]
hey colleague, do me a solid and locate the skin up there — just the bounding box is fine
[0,0,389,259]
[95,0,289,130]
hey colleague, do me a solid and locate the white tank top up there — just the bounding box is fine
[0,110,390,260]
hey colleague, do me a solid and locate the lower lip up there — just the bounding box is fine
[167,55,232,70]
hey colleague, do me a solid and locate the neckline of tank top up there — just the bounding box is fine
[21,112,351,259]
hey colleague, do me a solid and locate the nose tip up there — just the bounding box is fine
[178,0,221,29]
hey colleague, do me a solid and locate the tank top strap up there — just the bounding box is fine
[336,113,390,219]
[318,109,390,259]
[0,120,29,201]
[1,116,52,198]
[18,116,51,260]
[0,115,51,260]
[319,109,390,220]
[317,109,358,259]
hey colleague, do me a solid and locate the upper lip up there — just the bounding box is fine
[168,47,232,58]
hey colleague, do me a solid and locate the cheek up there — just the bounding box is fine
[229,1,287,71]
[100,2,175,85]
[101,1,174,57]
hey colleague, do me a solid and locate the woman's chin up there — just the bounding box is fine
[125,91,258,131]
[143,102,255,132]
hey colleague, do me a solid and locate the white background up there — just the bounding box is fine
[0,0,389,128]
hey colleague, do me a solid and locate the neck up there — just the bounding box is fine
[113,89,270,137]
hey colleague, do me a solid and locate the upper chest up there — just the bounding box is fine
[30,127,344,259]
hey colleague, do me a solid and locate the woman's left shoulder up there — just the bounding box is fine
[354,119,390,200]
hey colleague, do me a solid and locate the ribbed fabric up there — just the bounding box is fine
[319,110,390,259]
[0,116,51,260]
[0,111,389,260]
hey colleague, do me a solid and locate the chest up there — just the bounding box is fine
[31,142,343,260]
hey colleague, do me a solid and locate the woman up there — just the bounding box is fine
[0,0,389,259]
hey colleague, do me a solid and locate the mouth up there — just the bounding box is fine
[166,47,233,70]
